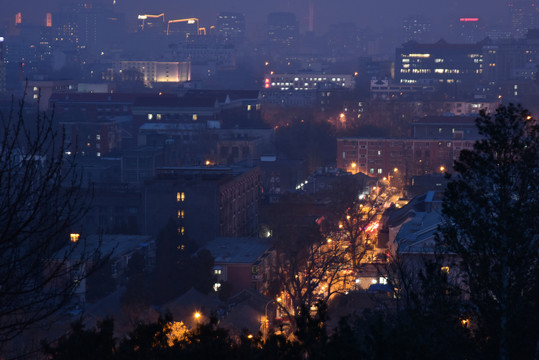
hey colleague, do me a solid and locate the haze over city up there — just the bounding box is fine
[2,0,510,37]
[0,0,537,359]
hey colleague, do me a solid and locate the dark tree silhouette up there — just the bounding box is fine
[439,104,539,360]
[0,95,99,353]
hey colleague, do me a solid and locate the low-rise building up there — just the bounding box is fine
[204,237,274,295]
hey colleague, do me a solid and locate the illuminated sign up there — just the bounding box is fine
[459,18,479,22]
[407,53,431,58]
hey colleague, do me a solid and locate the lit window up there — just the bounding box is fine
[247,105,252,111]
[441,266,450,273]
[96,134,101,140]
[177,210,185,219]
[214,269,222,275]
[377,168,383,174]
[70,233,80,242]
[156,113,162,120]
[147,114,153,120]
[33,94,38,99]
[177,192,185,202]
[33,86,38,91]
[178,227,185,236]
[192,114,198,121]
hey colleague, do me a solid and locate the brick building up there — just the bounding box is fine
[142,166,260,244]
[337,137,475,179]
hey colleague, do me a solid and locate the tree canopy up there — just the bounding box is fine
[439,103,539,360]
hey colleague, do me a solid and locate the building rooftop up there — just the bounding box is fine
[66,234,153,259]
[204,237,271,264]
[394,210,443,254]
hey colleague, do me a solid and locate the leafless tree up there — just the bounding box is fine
[0,94,98,354]
[271,222,349,330]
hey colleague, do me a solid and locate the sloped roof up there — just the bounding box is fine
[394,210,443,254]
[204,238,271,264]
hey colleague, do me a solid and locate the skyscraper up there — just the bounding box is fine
[402,15,432,43]
[267,12,298,48]
[217,12,246,43]
[509,1,539,38]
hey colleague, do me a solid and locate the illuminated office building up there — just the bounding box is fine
[114,60,191,86]
[395,39,484,93]
[263,73,353,91]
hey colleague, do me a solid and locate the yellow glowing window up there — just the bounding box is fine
[177,192,185,202]
[441,266,450,273]
[70,233,80,242]
[178,227,185,236]
[178,210,185,219]
[192,114,198,121]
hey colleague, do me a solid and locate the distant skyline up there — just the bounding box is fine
[0,0,512,37]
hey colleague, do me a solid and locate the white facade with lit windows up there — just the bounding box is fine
[395,39,484,92]
[263,73,353,91]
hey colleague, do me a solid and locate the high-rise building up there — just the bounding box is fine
[395,39,484,95]
[509,1,539,38]
[52,4,81,45]
[267,12,298,48]
[217,12,246,43]
[452,17,484,43]
[167,18,199,41]
[402,15,432,43]
[137,13,165,33]
[52,3,124,53]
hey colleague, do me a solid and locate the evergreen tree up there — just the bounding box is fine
[439,104,539,360]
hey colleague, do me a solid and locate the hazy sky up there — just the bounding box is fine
[2,0,510,35]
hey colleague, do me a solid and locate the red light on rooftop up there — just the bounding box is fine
[264,78,270,83]
[265,84,270,89]
[460,18,479,22]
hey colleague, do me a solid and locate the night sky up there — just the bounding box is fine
[1,0,510,36]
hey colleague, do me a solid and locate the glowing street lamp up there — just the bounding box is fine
[194,311,201,320]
